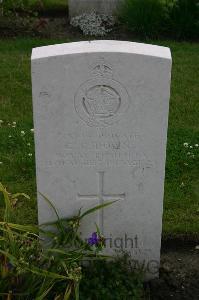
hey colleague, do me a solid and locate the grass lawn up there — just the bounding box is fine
[0,38,198,235]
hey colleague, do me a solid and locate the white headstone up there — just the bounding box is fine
[68,0,122,17]
[31,40,172,279]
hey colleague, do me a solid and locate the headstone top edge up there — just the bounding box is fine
[31,40,171,61]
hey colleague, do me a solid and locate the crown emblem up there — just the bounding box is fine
[91,59,113,78]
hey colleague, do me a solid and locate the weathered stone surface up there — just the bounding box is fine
[68,0,122,17]
[31,40,172,279]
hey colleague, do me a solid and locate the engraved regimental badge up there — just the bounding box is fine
[74,59,130,127]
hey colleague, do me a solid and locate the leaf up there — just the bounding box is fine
[0,226,39,241]
[83,255,112,261]
[54,295,62,300]
[46,248,67,255]
[25,266,68,280]
[39,193,65,235]
[74,282,80,300]
[0,192,4,208]
[11,193,30,200]
[80,200,118,219]
[0,222,38,234]
[6,226,17,256]
[39,193,60,222]
[0,293,28,297]
[35,282,56,300]
[0,183,12,222]
[46,248,84,263]
[95,222,101,236]
[6,292,12,300]
[0,249,19,266]
[0,183,30,222]
[64,284,72,300]
[0,250,68,280]
[40,218,71,228]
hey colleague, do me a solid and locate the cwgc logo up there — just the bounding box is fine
[74,59,130,127]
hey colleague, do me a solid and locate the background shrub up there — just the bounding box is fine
[120,0,199,40]
[120,0,165,38]
[1,0,31,16]
[166,0,199,39]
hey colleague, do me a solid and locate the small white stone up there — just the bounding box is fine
[21,131,25,135]
[27,143,31,146]
[195,144,198,147]
[9,135,12,138]
[195,245,199,250]
[28,153,33,157]
[0,120,3,124]
[0,162,3,165]
[190,146,193,149]
[30,128,34,133]
[13,121,16,125]
[183,142,189,147]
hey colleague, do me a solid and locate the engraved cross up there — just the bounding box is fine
[77,171,125,234]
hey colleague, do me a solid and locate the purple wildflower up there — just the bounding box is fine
[87,232,100,246]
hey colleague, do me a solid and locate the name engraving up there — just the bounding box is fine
[41,129,154,171]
